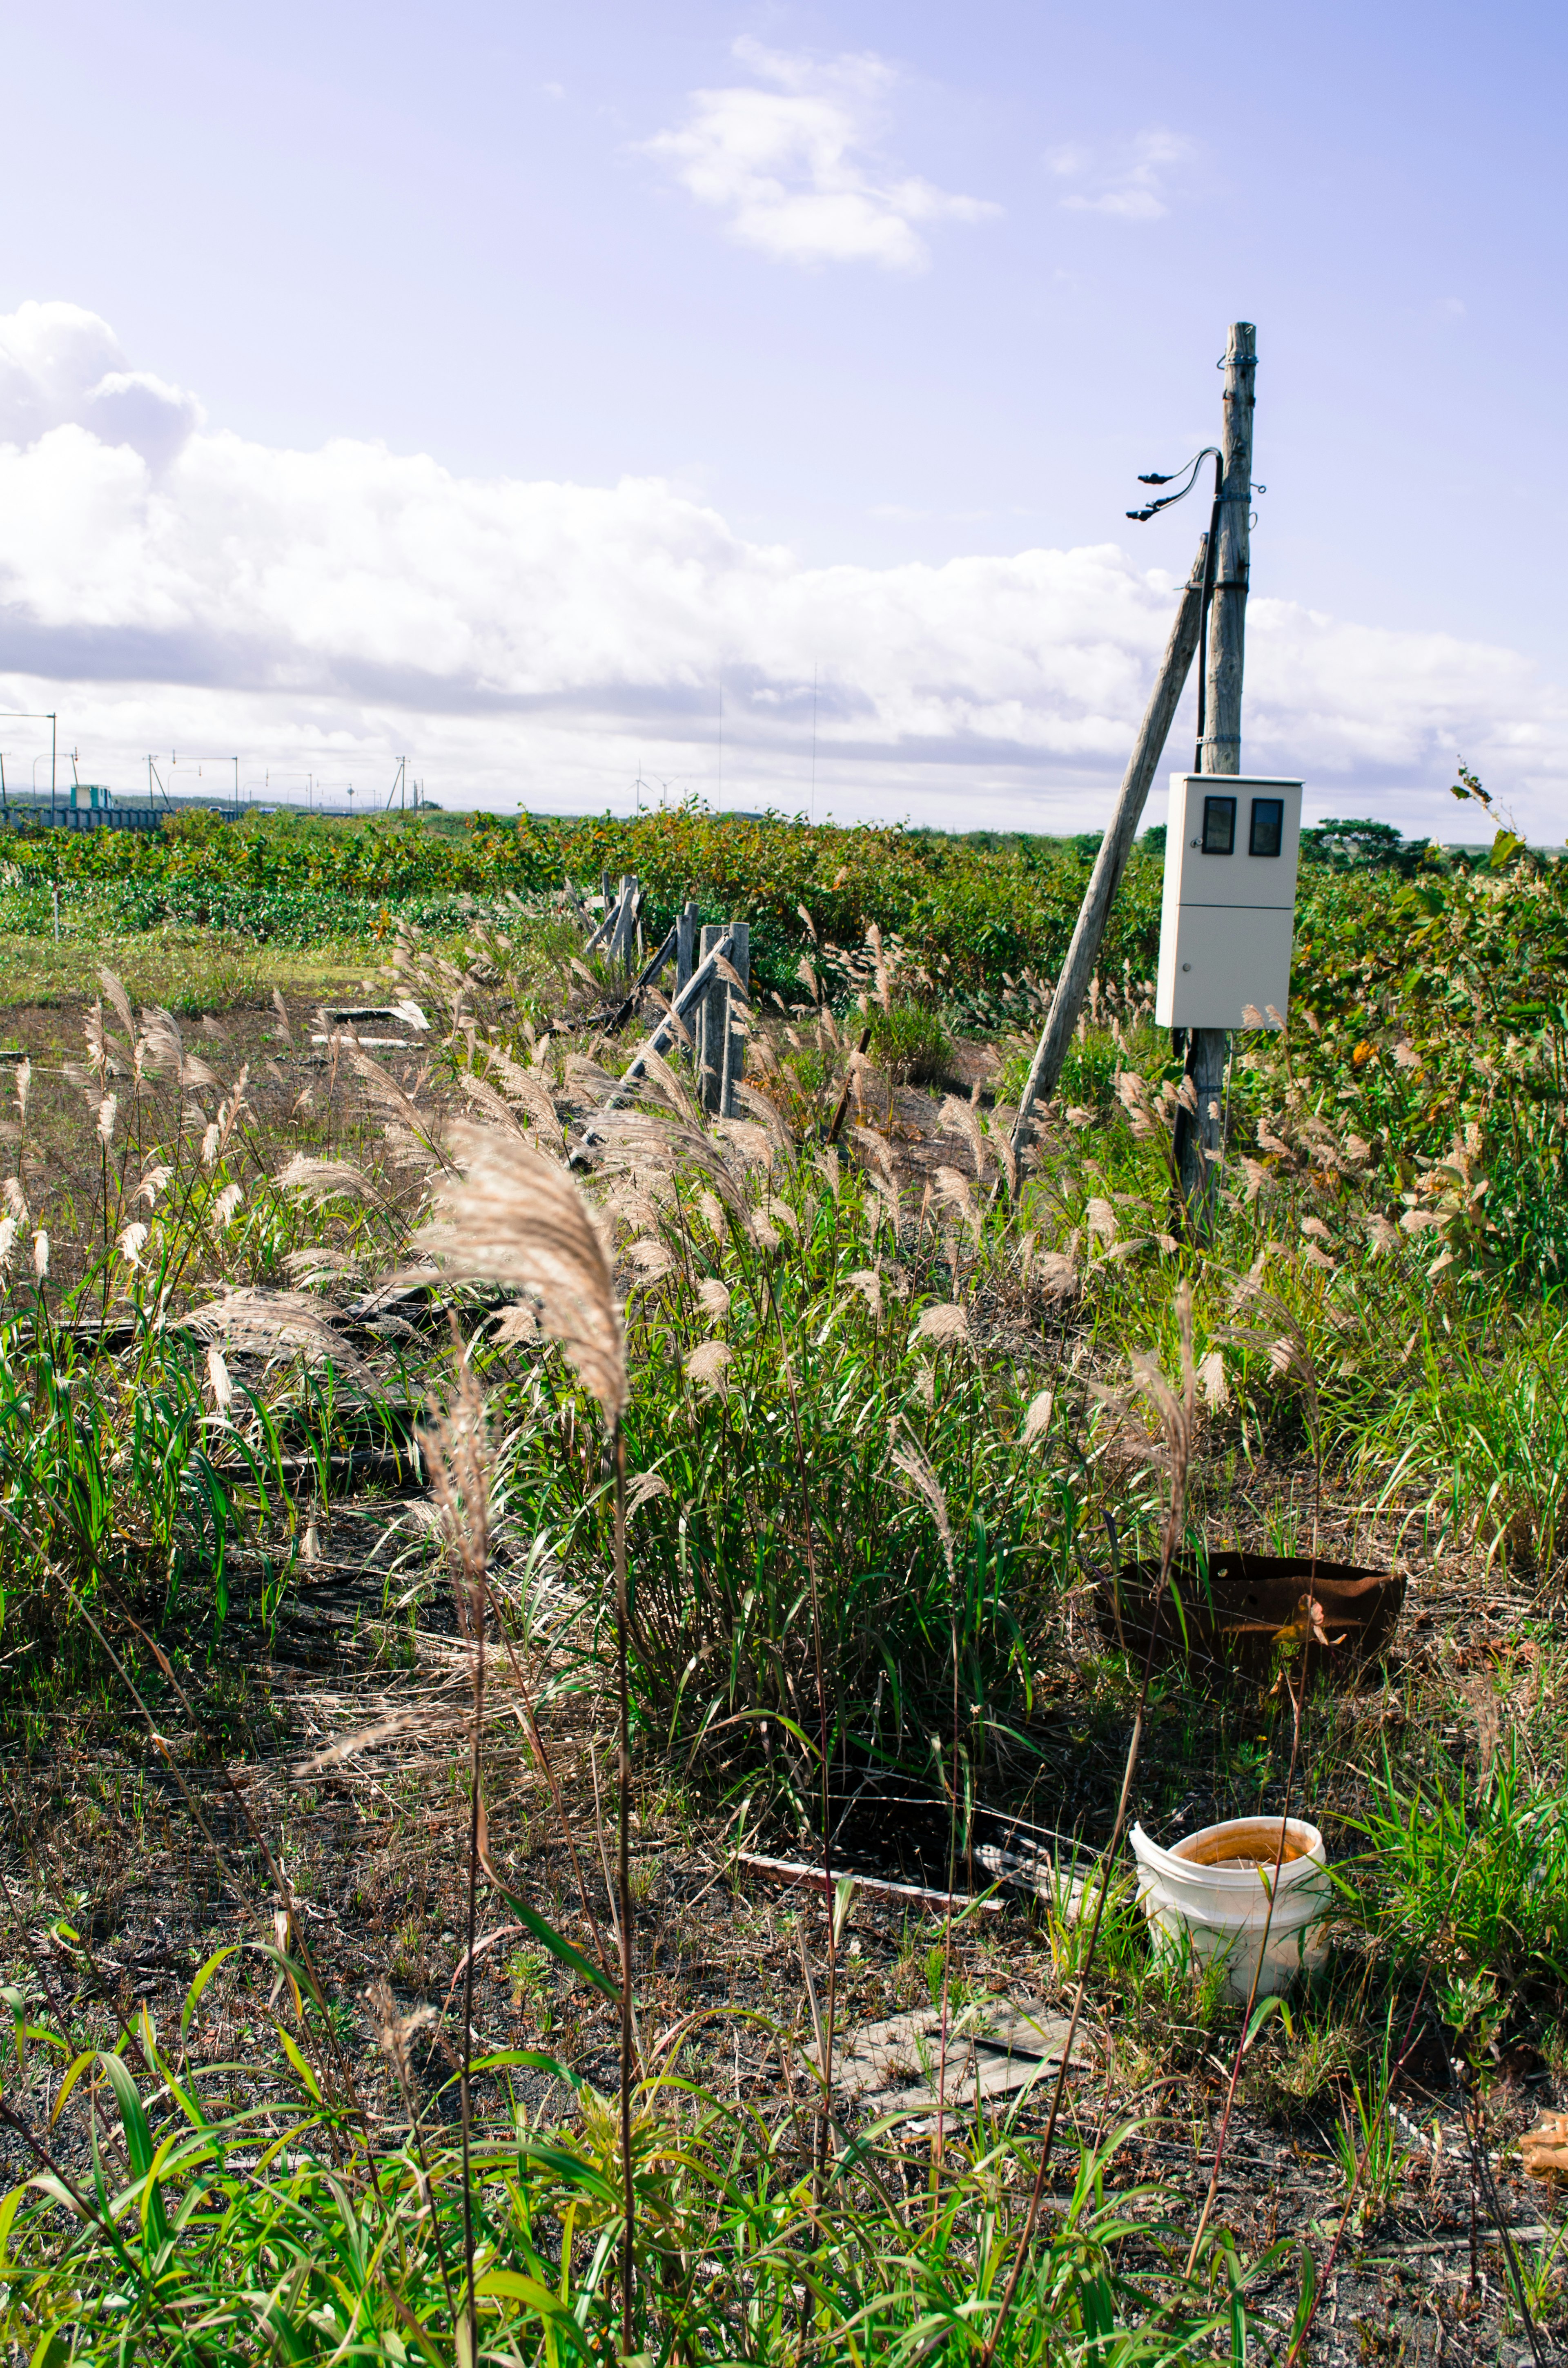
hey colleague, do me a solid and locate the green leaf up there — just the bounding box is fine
[1290,2239,1318,2351]
[474,2269,562,2307]
[1244,1993,1292,2049]
[0,1984,26,2074]
[481,1882,618,2005]
[180,1943,238,2040]
[50,2036,100,2131]
[474,2272,606,2360]
[98,2053,170,2249]
[0,2181,27,2272]
[98,2053,153,2181]
[274,2024,323,2104]
[470,2046,593,2098]
[1225,2239,1247,2367]
[259,2301,314,2367]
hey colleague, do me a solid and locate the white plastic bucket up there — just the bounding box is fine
[1129,1817,1332,2000]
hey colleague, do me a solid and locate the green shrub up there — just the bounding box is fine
[867,998,953,1086]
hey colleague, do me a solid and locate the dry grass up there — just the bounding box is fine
[0,904,1565,2361]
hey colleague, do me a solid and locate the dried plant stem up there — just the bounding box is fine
[481,1581,613,1979]
[1281,1983,1431,2368]
[980,1288,1196,2368]
[615,1420,636,2348]
[1450,2047,1546,2368]
[891,1431,963,2225]
[1183,1663,1304,2276]
[762,1265,837,2183]
[932,1619,961,2222]
[107,1594,376,2144]
[978,1610,1165,2368]
[460,1601,485,2368]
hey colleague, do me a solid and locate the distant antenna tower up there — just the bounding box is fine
[810,664,817,825]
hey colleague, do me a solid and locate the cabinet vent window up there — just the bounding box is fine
[1201,795,1237,855]
[1250,798,1284,858]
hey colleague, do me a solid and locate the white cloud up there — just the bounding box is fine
[0,301,203,469]
[0,302,1563,838]
[642,40,998,271]
[1051,129,1197,223]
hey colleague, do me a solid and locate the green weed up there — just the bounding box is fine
[1353,1740,1568,1992]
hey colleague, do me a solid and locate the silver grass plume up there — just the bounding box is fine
[276,1153,385,1208]
[99,967,136,1046]
[139,1006,220,1090]
[938,1094,989,1179]
[350,1047,452,1173]
[414,1122,626,1423]
[186,1288,365,1375]
[591,1101,751,1234]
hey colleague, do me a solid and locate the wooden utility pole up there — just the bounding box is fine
[1174,320,1256,1234]
[1010,533,1211,1164]
[695,920,749,1114]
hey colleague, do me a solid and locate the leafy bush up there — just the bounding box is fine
[867,999,953,1085]
[2,803,1172,994]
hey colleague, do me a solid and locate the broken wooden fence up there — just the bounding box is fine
[569,874,755,1122]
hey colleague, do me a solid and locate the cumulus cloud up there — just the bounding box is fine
[1051,129,1197,223]
[0,301,203,469]
[642,40,998,271]
[0,301,1563,836]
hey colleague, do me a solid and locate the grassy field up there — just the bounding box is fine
[1,805,1566,2364]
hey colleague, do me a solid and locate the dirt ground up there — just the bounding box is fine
[4,1531,1557,2364]
[0,986,1561,2361]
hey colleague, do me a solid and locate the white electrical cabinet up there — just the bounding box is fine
[1155,774,1303,1030]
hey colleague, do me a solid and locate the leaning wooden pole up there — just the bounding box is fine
[1009,533,1210,1168]
[1174,320,1256,1235]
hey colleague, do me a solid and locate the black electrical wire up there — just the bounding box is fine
[1124,446,1226,767]
[1124,445,1219,522]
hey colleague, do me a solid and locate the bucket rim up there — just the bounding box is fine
[1131,1816,1326,1887]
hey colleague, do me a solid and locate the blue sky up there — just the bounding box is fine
[2,0,1564,834]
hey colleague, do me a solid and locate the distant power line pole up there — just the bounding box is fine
[811,664,817,824]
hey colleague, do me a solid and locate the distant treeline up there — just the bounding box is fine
[0,797,1512,999]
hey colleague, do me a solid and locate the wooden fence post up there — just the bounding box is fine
[721,922,749,1117]
[697,924,727,1111]
[1176,320,1256,1235]
[609,874,637,968]
[676,901,697,994]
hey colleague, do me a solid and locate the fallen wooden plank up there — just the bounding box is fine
[310,1036,415,1050]
[735,1852,1004,1917]
[323,1002,429,1030]
[816,1996,1085,2119]
[973,1840,1092,1918]
[869,2046,1063,2118]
